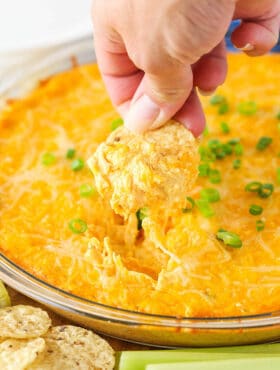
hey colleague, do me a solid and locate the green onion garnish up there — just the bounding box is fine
[68,218,88,234]
[136,207,148,230]
[234,143,244,156]
[182,197,195,213]
[111,118,124,131]
[41,152,56,166]
[216,230,242,248]
[200,188,220,203]
[245,181,262,193]
[199,147,216,162]
[256,220,265,232]
[258,183,274,198]
[66,148,75,159]
[210,95,225,105]
[276,112,280,120]
[203,125,209,136]
[198,163,210,177]
[249,204,263,216]
[220,122,230,134]
[256,136,272,151]
[209,169,221,184]
[233,159,241,169]
[195,199,215,218]
[71,158,84,171]
[228,138,240,146]
[277,168,280,184]
[79,184,96,197]
[218,102,229,115]
[237,101,257,115]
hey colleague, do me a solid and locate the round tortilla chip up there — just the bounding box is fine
[0,337,45,370]
[28,325,115,370]
[0,305,51,339]
[88,121,199,218]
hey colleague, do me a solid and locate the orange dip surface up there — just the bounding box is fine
[0,54,280,317]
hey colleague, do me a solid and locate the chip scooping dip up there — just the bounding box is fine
[88,121,199,218]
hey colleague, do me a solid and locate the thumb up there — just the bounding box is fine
[124,65,193,133]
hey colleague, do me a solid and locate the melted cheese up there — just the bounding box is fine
[0,54,280,317]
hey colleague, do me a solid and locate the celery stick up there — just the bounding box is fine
[0,281,11,308]
[146,357,280,370]
[117,344,280,370]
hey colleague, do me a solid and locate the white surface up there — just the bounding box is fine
[0,0,92,53]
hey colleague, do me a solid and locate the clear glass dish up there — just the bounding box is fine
[0,36,280,347]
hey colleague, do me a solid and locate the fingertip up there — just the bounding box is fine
[231,21,278,56]
[174,90,206,137]
[193,41,227,92]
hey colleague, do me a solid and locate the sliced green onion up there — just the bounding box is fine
[216,230,242,248]
[111,117,124,131]
[198,163,210,177]
[199,147,216,162]
[249,204,263,216]
[245,181,262,193]
[71,158,84,171]
[209,169,221,184]
[136,207,148,230]
[68,218,88,234]
[277,168,280,184]
[237,101,257,116]
[256,220,265,232]
[182,197,195,213]
[209,95,226,105]
[79,184,96,197]
[66,148,75,159]
[202,125,209,136]
[228,138,240,146]
[256,136,272,151]
[218,102,229,115]
[234,143,244,156]
[233,159,241,169]
[208,139,221,150]
[41,152,56,166]
[220,121,230,134]
[276,112,280,120]
[195,199,215,218]
[200,188,220,203]
[258,183,274,198]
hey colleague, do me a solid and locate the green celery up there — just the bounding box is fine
[116,344,280,370]
[146,357,280,370]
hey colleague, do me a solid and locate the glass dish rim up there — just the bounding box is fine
[1,35,280,330]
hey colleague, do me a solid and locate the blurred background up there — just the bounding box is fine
[0,0,92,79]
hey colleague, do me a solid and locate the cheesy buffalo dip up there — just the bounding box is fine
[0,54,280,317]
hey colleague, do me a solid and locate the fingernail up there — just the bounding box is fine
[236,43,254,52]
[197,88,216,96]
[125,94,162,133]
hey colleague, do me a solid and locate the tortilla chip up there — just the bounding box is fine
[88,121,199,218]
[0,338,45,370]
[29,325,115,370]
[0,305,51,339]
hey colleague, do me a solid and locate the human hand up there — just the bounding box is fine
[92,0,280,136]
